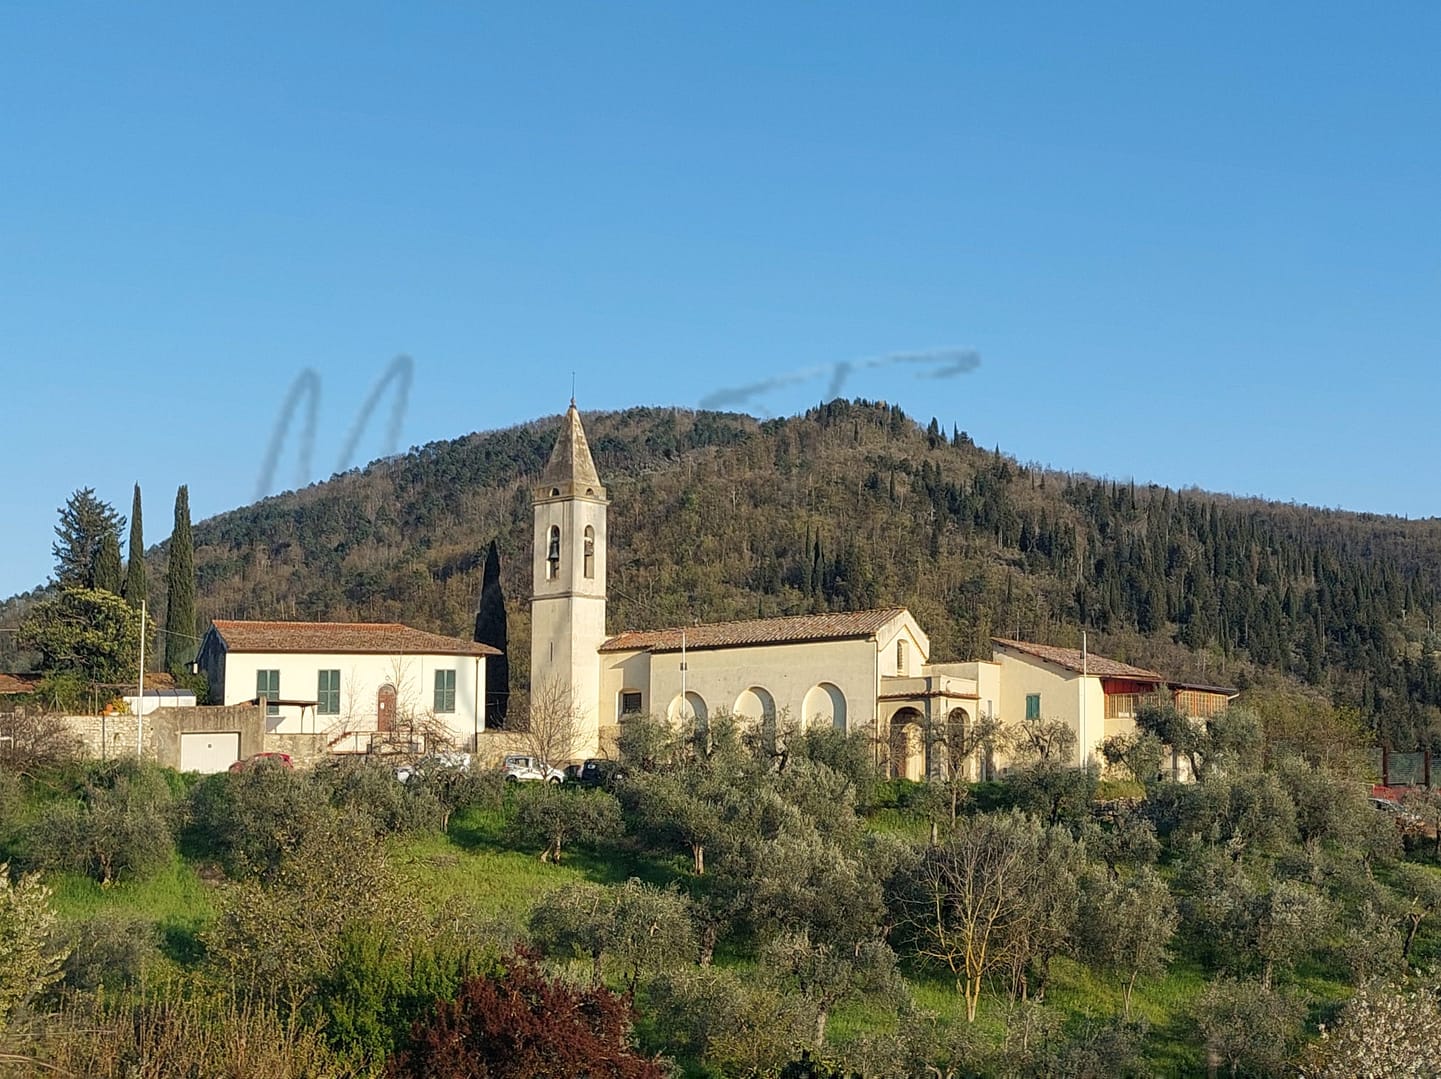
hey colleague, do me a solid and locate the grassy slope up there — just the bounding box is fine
[33,792,1441,1075]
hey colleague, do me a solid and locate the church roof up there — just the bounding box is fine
[991,637,1163,680]
[210,620,499,657]
[601,607,910,654]
[537,401,605,498]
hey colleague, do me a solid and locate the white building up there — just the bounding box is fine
[194,620,496,754]
[992,638,1237,772]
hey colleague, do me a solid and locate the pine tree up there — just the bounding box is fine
[165,485,196,674]
[122,483,147,609]
[92,531,122,594]
[52,488,124,588]
[474,539,510,727]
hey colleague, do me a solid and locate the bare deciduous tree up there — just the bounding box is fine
[896,811,1060,1022]
[0,710,81,773]
[516,676,587,767]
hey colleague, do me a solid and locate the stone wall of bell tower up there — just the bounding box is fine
[529,401,607,758]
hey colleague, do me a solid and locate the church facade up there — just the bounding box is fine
[527,403,1235,779]
[531,403,996,779]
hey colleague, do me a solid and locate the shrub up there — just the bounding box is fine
[314,757,444,835]
[57,911,162,995]
[1299,978,1441,1078]
[0,863,68,1028]
[386,953,665,1078]
[314,922,499,1067]
[22,762,178,884]
[186,760,332,877]
[26,989,351,1077]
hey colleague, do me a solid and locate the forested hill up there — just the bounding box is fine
[11,400,1441,747]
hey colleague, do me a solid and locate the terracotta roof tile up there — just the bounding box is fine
[601,607,909,654]
[211,620,499,657]
[991,638,1164,680]
[0,673,39,695]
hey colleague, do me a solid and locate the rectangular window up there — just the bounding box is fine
[1105,693,1140,720]
[257,670,280,716]
[620,691,643,716]
[434,669,456,714]
[317,670,340,715]
[1025,693,1041,721]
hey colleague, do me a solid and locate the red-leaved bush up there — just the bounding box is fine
[385,952,665,1079]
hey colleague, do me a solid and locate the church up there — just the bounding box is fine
[526,402,1234,780]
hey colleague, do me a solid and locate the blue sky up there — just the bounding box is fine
[2,3,1438,600]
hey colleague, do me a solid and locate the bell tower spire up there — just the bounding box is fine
[530,401,607,758]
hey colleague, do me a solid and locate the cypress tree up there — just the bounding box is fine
[122,483,147,609]
[165,485,196,674]
[92,531,122,594]
[474,539,510,727]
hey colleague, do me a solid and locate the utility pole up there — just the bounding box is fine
[136,600,146,758]
[1080,629,1088,769]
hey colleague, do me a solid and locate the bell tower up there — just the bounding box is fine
[530,400,607,756]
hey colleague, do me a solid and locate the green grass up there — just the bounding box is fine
[48,852,218,965]
[391,802,683,933]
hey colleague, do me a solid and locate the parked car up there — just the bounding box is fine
[395,751,473,784]
[578,758,628,789]
[502,754,566,784]
[229,752,294,772]
[1370,795,1426,832]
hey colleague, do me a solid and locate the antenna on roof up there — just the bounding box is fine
[571,371,576,407]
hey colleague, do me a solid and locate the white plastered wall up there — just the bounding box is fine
[218,649,485,749]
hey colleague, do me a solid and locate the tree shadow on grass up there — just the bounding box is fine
[158,918,207,966]
[445,803,681,888]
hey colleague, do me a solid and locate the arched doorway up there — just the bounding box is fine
[889,707,925,781]
[931,706,971,781]
[377,683,397,733]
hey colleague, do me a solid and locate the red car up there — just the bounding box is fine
[228,752,295,772]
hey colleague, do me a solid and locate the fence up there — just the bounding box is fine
[1373,747,1434,788]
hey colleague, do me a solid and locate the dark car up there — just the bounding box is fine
[578,758,627,788]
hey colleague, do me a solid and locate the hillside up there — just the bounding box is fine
[7,400,1441,747]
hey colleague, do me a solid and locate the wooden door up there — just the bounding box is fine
[377,684,397,733]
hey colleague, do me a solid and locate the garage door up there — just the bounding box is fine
[180,732,241,773]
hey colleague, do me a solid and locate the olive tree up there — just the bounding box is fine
[1194,977,1307,1078]
[528,878,696,989]
[762,931,900,1046]
[511,785,623,863]
[895,811,1073,1022]
[1074,865,1177,1017]
[0,864,68,1028]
